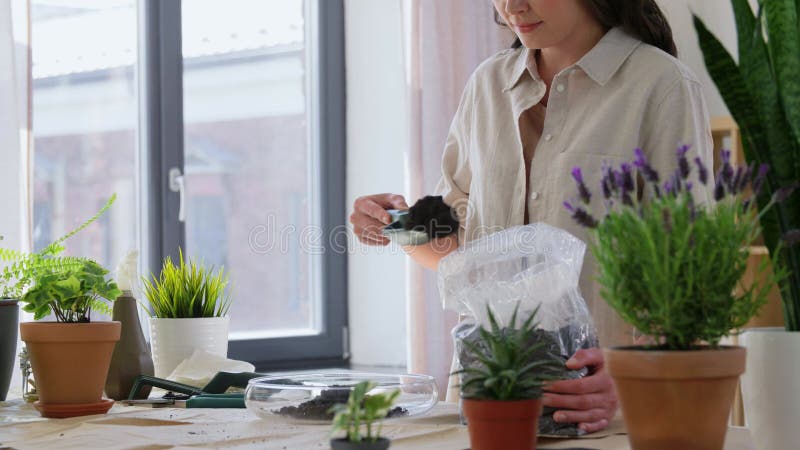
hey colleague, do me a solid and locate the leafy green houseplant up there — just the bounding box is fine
[695,2,800,447]
[564,148,796,450]
[329,381,400,450]
[452,305,559,450]
[143,250,232,377]
[694,0,800,331]
[12,195,123,418]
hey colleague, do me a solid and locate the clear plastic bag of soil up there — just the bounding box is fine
[438,223,598,437]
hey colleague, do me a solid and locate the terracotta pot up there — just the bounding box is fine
[462,398,541,450]
[20,321,121,417]
[605,346,745,450]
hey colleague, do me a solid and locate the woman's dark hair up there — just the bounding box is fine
[494,0,677,57]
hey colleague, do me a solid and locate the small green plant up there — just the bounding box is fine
[143,250,231,318]
[1,195,119,323]
[22,259,120,322]
[329,381,400,443]
[1,195,117,299]
[564,148,798,349]
[453,305,560,401]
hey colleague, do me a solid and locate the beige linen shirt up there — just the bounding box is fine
[436,27,714,349]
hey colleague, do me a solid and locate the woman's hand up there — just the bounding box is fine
[542,348,618,434]
[350,193,409,245]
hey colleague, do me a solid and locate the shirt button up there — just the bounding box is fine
[556,84,565,93]
[530,192,539,200]
[544,134,553,142]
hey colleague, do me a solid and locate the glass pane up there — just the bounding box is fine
[31,0,138,319]
[181,0,319,338]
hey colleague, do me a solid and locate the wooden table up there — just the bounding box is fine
[0,399,755,450]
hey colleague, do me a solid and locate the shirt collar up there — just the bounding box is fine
[504,27,641,91]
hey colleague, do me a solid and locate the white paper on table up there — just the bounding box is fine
[166,349,255,388]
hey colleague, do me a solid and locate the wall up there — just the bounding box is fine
[344,0,408,367]
[656,0,740,118]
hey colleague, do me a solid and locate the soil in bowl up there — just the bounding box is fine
[274,387,408,420]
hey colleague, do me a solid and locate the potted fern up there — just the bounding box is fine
[10,195,123,418]
[564,149,796,450]
[453,305,559,450]
[143,250,231,378]
[695,2,800,449]
[329,381,400,450]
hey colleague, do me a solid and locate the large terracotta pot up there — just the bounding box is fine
[20,321,121,418]
[605,346,745,450]
[740,328,800,450]
[462,398,541,450]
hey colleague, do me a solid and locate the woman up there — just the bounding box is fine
[351,0,713,433]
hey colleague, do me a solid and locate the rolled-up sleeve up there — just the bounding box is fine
[434,75,475,223]
[642,76,715,204]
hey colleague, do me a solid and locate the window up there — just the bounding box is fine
[31,0,138,306]
[29,0,347,367]
[181,0,317,338]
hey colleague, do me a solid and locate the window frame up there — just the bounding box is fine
[138,0,348,370]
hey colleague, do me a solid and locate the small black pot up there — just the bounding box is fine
[0,299,19,401]
[330,437,391,450]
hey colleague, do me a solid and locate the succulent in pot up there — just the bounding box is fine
[564,147,797,450]
[452,304,560,450]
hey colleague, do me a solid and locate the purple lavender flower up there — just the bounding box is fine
[572,167,592,204]
[663,180,674,196]
[738,162,755,194]
[601,177,612,199]
[677,145,691,180]
[621,192,634,207]
[633,148,660,182]
[564,201,598,228]
[714,177,725,201]
[687,193,696,221]
[719,150,734,185]
[771,182,798,204]
[730,166,744,195]
[620,163,635,193]
[694,157,708,185]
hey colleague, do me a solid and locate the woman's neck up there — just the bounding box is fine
[537,24,607,83]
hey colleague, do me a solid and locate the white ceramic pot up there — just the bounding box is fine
[149,317,230,378]
[740,327,800,450]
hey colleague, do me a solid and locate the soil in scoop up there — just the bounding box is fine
[274,387,408,421]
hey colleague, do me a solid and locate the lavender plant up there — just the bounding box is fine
[564,147,798,350]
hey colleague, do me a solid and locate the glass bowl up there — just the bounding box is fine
[244,372,439,422]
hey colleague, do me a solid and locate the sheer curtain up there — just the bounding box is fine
[0,0,31,398]
[401,0,512,399]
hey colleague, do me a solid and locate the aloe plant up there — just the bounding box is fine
[452,305,560,401]
[694,0,800,331]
